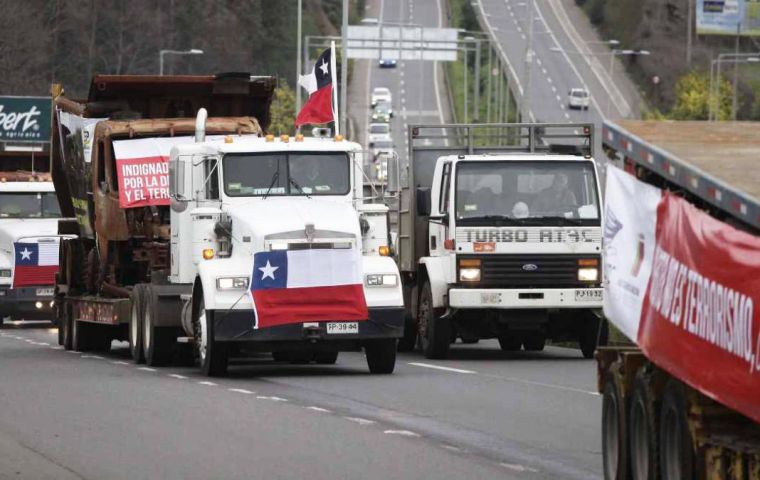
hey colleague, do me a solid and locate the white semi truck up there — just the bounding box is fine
[52,74,404,376]
[395,124,606,358]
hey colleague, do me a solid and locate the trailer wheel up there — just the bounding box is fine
[602,368,630,480]
[365,339,396,374]
[659,380,694,480]
[129,285,146,363]
[314,351,339,365]
[522,334,546,352]
[196,294,228,377]
[397,313,417,352]
[498,335,522,351]
[143,286,173,367]
[630,369,659,480]
[417,282,450,359]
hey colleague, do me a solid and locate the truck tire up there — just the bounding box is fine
[417,282,450,359]
[314,351,339,365]
[196,295,228,377]
[365,339,396,374]
[659,380,694,480]
[397,313,417,352]
[522,334,546,352]
[143,286,173,367]
[72,320,91,352]
[61,302,74,351]
[602,368,630,480]
[129,284,146,363]
[498,335,522,351]
[630,370,659,480]
[579,311,603,359]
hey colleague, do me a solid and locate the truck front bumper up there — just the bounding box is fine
[211,307,405,346]
[0,286,55,320]
[449,287,602,309]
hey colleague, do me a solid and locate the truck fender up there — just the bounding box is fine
[419,257,448,309]
[195,262,219,311]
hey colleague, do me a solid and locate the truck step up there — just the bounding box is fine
[176,336,195,344]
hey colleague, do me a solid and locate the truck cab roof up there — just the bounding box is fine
[175,136,363,155]
[438,153,594,163]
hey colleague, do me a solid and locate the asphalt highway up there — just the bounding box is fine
[0,322,602,479]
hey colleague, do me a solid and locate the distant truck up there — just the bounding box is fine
[598,120,760,480]
[52,74,404,376]
[0,98,66,325]
[393,123,606,358]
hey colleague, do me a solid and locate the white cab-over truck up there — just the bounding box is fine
[395,124,606,358]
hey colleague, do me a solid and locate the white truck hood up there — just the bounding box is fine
[226,198,361,244]
[0,219,59,253]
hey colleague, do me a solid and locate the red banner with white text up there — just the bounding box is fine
[638,192,760,424]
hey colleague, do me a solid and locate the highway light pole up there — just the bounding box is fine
[296,0,303,113]
[521,0,535,121]
[159,49,203,75]
[341,0,349,136]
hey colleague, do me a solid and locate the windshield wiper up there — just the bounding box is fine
[262,170,280,200]
[528,216,584,226]
[288,177,310,198]
[459,215,526,225]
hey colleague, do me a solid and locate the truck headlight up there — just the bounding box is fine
[459,268,481,282]
[365,274,398,287]
[216,277,249,290]
[0,269,10,278]
[578,268,599,282]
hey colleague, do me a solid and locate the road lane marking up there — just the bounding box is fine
[66,350,78,354]
[345,417,375,426]
[111,360,129,365]
[565,113,571,119]
[257,396,288,402]
[228,388,254,395]
[306,406,331,413]
[500,463,539,473]
[408,362,476,374]
[536,57,542,66]
[541,67,548,75]
[556,95,561,101]
[81,355,104,359]
[551,86,557,93]
[384,430,420,437]
[36,342,50,346]
[168,374,188,379]
[137,367,157,372]
[50,346,64,350]
[198,381,217,386]
[548,77,553,84]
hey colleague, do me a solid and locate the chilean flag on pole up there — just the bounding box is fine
[249,248,368,329]
[295,44,338,128]
[13,240,60,287]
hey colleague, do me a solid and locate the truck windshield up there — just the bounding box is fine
[223,152,350,196]
[455,161,600,225]
[0,192,61,218]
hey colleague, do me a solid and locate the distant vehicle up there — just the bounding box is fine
[371,102,393,123]
[378,59,397,68]
[371,87,392,107]
[368,123,391,147]
[568,88,590,110]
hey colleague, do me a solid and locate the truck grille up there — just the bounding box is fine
[459,254,600,288]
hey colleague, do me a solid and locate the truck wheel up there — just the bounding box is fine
[630,370,659,480]
[602,368,630,480]
[522,334,546,352]
[143,286,173,367]
[196,295,228,377]
[417,282,450,359]
[659,380,694,480]
[579,311,603,359]
[72,320,91,352]
[314,351,339,365]
[498,335,522,351]
[365,339,396,374]
[129,284,145,363]
[397,313,417,352]
[61,303,74,351]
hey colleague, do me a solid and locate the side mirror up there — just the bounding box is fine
[169,156,189,212]
[386,154,400,194]
[416,187,431,216]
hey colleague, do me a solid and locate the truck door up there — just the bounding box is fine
[429,162,451,256]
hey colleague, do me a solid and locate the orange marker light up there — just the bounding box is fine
[379,245,390,256]
[202,248,215,260]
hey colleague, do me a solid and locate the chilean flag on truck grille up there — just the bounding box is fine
[13,240,59,287]
[249,248,368,329]
[295,46,336,127]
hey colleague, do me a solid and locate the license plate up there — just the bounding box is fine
[36,287,54,296]
[326,322,358,334]
[575,289,603,301]
[481,292,502,304]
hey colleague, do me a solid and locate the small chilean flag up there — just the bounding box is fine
[295,46,337,127]
[249,248,368,329]
[13,240,59,287]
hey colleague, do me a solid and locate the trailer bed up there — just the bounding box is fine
[603,120,760,230]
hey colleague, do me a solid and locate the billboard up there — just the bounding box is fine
[0,96,52,143]
[696,0,760,35]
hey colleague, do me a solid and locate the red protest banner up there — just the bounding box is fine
[639,192,760,424]
[116,155,170,208]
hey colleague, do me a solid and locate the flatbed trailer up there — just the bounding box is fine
[600,120,760,480]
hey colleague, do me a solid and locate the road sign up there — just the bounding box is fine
[0,96,51,143]
[696,0,760,36]
[346,26,459,61]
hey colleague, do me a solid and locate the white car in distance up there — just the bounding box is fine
[368,123,391,147]
[371,87,392,107]
[568,88,590,110]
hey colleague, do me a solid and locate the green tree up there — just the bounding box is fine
[669,72,732,120]
[267,84,297,135]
